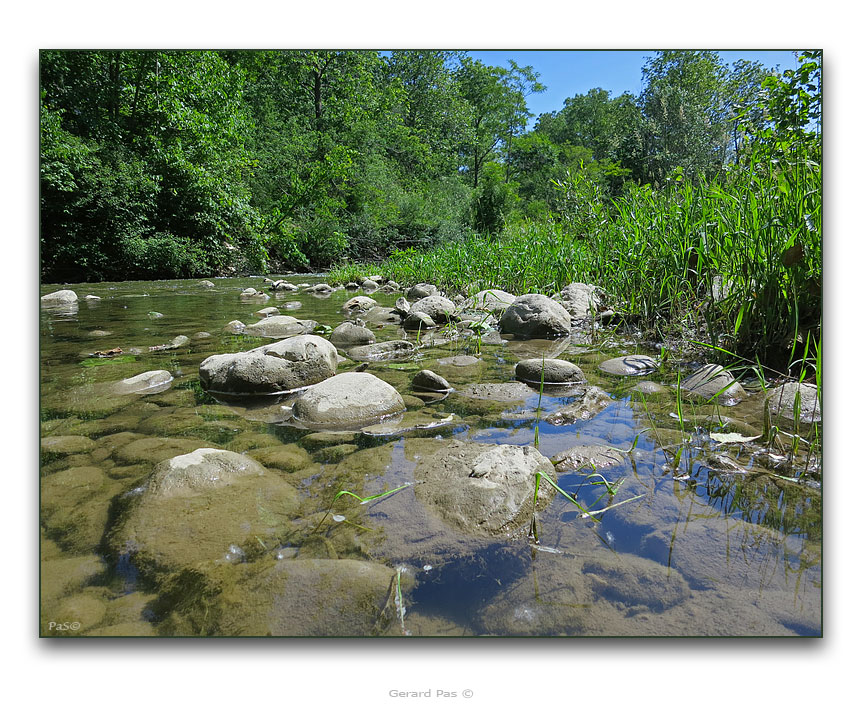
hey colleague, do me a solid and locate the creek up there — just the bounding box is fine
[39,275,821,636]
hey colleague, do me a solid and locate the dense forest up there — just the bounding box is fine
[40,49,821,365]
[39,50,817,276]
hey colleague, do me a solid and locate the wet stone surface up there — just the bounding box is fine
[39,275,821,637]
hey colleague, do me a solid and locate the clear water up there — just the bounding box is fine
[39,276,822,636]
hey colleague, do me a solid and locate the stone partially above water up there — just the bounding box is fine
[680,364,747,406]
[554,282,606,318]
[413,440,556,536]
[766,381,821,427]
[412,369,452,393]
[515,358,586,386]
[409,295,458,324]
[242,315,317,338]
[111,370,173,395]
[499,294,572,339]
[551,444,627,473]
[341,295,377,316]
[407,283,439,300]
[598,355,659,377]
[543,386,612,425]
[345,340,416,362]
[41,289,78,306]
[199,334,337,395]
[292,372,406,428]
[330,321,376,348]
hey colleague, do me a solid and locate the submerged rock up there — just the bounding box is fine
[500,294,572,339]
[598,355,659,377]
[582,553,690,611]
[680,364,747,406]
[110,448,300,577]
[413,440,556,536]
[199,334,337,395]
[111,370,173,395]
[292,372,406,428]
[345,340,416,362]
[183,558,406,636]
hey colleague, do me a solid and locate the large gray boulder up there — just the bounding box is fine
[554,282,606,317]
[406,283,439,300]
[199,334,337,395]
[515,358,586,386]
[499,294,572,339]
[292,372,406,427]
[242,315,317,338]
[41,289,78,306]
[413,440,556,536]
[330,322,376,348]
[680,364,747,406]
[341,295,378,316]
[408,295,458,325]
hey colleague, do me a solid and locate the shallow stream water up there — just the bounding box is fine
[39,276,821,636]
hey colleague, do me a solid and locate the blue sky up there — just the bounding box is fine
[466,50,801,123]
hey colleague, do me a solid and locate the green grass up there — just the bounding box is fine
[330,145,821,374]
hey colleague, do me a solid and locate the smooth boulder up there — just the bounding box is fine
[462,289,516,314]
[242,315,317,338]
[499,294,572,339]
[680,364,747,406]
[292,372,406,427]
[330,322,376,348]
[409,295,458,325]
[766,381,821,427]
[199,334,337,395]
[515,358,586,386]
[598,355,659,377]
[41,289,78,306]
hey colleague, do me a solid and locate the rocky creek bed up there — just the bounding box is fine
[39,276,821,636]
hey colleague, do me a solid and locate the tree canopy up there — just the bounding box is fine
[40,49,820,283]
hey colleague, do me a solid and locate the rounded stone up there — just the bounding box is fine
[680,364,747,405]
[409,295,458,325]
[111,370,173,395]
[499,294,572,339]
[403,311,436,330]
[407,283,439,300]
[515,358,586,385]
[242,315,317,338]
[598,355,659,377]
[330,322,376,348]
[292,372,406,427]
[412,369,452,393]
[766,381,821,426]
[341,295,378,316]
[41,289,78,306]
